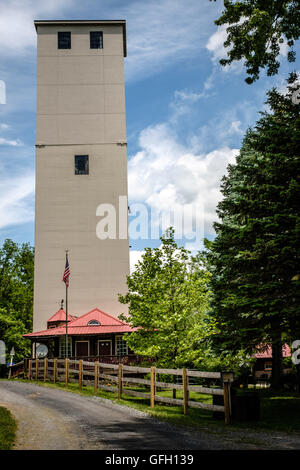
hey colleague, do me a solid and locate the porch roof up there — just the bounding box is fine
[24,307,135,339]
[24,324,134,339]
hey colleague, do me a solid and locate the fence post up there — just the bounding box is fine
[36,358,39,380]
[223,382,231,425]
[118,363,123,399]
[65,358,69,386]
[44,358,48,382]
[182,368,188,415]
[222,372,234,425]
[28,359,32,380]
[94,361,99,394]
[79,359,83,390]
[150,366,156,408]
[53,358,57,383]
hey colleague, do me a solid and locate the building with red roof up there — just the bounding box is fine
[24,307,137,362]
[252,344,292,379]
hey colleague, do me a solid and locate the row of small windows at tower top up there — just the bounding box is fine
[58,31,103,49]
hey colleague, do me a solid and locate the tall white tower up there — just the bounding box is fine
[33,20,129,331]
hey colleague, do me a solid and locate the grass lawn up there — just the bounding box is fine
[10,378,300,434]
[0,406,17,450]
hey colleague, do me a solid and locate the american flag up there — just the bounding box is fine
[62,254,70,287]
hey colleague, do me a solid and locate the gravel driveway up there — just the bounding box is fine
[0,381,299,450]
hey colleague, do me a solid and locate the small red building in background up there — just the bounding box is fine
[24,307,139,364]
[252,344,292,379]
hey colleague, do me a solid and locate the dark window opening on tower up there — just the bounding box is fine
[58,32,71,49]
[75,155,89,175]
[90,31,103,49]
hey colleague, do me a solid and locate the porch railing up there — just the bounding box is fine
[66,355,150,365]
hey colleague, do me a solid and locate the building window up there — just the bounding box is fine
[90,31,103,49]
[75,155,89,175]
[115,335,128,356]
[58,32,71,49]
[264,362,272,371]
[59,337,72,358]
[88,320,100,326]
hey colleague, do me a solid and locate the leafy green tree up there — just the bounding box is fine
[207,75,300,389]
[119,228,211,370]
[0,239,34,363]
[0,309,31,364]
[211,0,300,83]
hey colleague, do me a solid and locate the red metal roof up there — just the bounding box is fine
[24,307,134,339]
[69,308,126,327]
[253,344,291,358]
[24,324,134,338]
[47,308,76,323]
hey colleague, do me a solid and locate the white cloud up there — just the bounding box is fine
[169,89,210,122]
[0,172,35,228]
[205,23,243,76]
[206,24,228,62]
[0,122,23,146]
[279,39,289,57]
[0,137,22,146]
[127,89,245,246]
[130,250,144,273]
[174,90,207,103]
[275,70,300,96]
[228,120,243,135]
[0,0,74,56]
[189,109,252,156]
[203,67,218,91]
[128,119,238,242]
[0,121,23,146]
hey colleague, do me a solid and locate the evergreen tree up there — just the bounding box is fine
[207,75,300,389]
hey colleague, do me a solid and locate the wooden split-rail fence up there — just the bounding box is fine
[11,358,234,424]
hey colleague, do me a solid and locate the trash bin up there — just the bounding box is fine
[231,391,260,421]
[212,393,226,420]
[213,389,260,422]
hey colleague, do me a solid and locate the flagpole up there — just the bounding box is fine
[65,249,68,359]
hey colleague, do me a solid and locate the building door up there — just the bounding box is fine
[75,341,89,357]
[98,340,112,357]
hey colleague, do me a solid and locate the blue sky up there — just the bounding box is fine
[0,0,298,270]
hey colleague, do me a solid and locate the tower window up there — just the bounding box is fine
[90,31,103,49]
[75,155,89,175]
[58,32,71,49]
